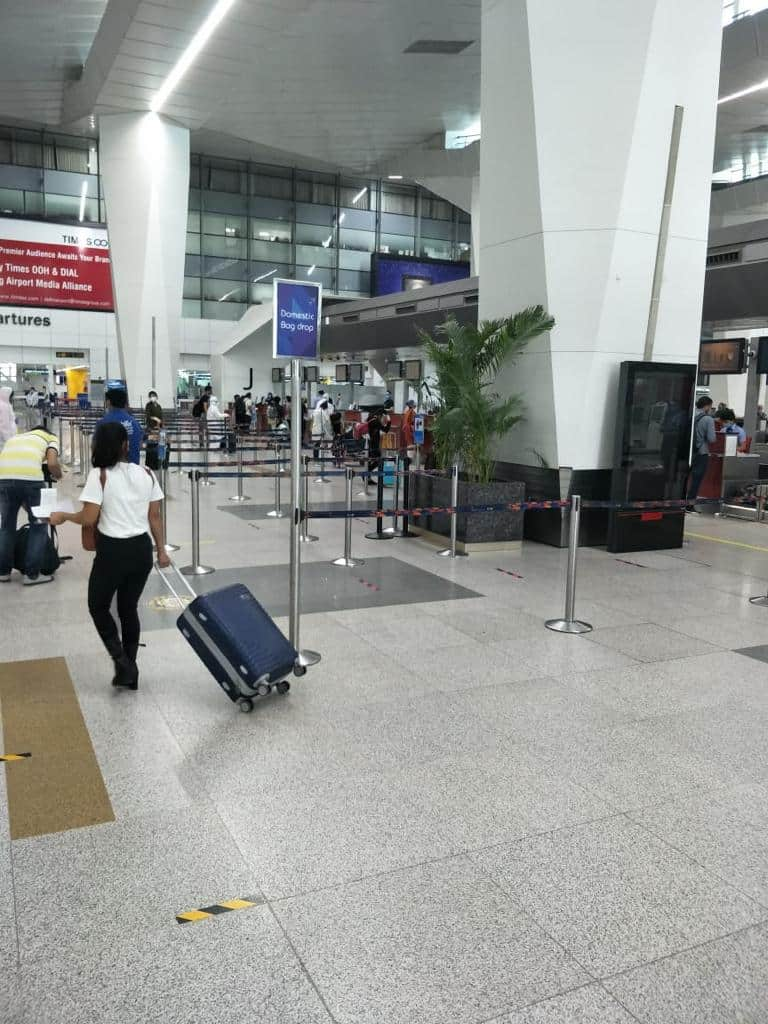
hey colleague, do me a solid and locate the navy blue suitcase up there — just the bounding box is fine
[172,581,301,713]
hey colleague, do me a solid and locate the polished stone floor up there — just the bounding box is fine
[2,455,768,1023]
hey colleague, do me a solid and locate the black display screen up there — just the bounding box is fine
[608,361,697,552]
[336,364,349,382]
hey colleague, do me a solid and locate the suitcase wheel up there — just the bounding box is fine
[293,664,307,678]
[255,682,271,697]
[238,698,254,713]
[276,680,290,694]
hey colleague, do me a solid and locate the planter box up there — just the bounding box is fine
[411,474,524,547]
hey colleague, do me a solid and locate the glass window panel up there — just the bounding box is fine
[251,196,293,220]
[339,227,374,253]
[251,239,291,263]
[296,222,335,247]
[249,263,289,286]
[186,232,201,254]
[339,181,376,210]
[251,282,275,304]
[296,265,334,289]
[252,218,292,242]
[339,248,372,271]
[208,165,243,193]
[457,220,471,243]
[189,161,201,189]
[250,170,292,199]
[295,243,334,268]
[0,188,24,214]
[185,254,202,276]
[0,138,11,164]
[14,135,42,167]
[201,212,246,236]
[182,298,202,318]
[338,270,370,294]
[382,186,416,216]
[421,238,453,260]
[200,189,247,214]
[44,193,99,220]
[457,242,471,262]
[201,234,247,259]
[203,300,246,320]
[421,194,452,220]
[203,278,247,302]
[24,191,44,216]
[296,176,336,205]
[53,144,90,173]
[379,234,416,256]
[184,277,201,299]
[202,255,248,279]
[187,210,200,233]
[189,188,202,211]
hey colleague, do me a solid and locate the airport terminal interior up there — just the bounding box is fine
[6,0,768,1021]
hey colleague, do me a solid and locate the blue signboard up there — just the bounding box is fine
[273,279,322,359]
[414,415,425,446]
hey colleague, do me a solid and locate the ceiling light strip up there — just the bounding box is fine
[718,78,768,104]
[150,0,238,113]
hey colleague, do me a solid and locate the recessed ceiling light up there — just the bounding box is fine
[150,0,238,113]
[352,186,368,204]
[388,175,404,181]
[718,77,768,104]
[252,268,277,283]
[308,265,316,276]
[78,181,88,222]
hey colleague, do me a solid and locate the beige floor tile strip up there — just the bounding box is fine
[0,657,114,839]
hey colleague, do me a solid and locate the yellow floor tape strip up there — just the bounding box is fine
[0,753,31,762]
[686,531,768,554]
[176,896,263,924]
[0,658,114,839]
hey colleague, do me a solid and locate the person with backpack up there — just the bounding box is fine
[50,422,168,690]
[686,395,716,513]
[0,424,62,585]
[192,386,211,447]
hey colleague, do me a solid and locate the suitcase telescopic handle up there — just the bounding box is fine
[154,560,197,607]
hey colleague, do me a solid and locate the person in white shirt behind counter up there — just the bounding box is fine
[51,421,169,691]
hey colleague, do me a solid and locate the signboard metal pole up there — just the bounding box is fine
[290,357,320,667]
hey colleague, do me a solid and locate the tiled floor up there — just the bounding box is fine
[2,461,768,1022]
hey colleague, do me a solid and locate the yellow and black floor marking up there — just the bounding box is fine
[176,895,264,925]
[0,752,31,762]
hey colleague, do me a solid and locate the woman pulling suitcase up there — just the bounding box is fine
[51,421,169,690]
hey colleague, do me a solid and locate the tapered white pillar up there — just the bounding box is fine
[479,0,723,471]
[99,112,189,405]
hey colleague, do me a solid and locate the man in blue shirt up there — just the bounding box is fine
[98,388,142,465]
[686,396,716,513]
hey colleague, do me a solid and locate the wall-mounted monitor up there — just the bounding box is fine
[349,362,365,384]
[404,359,423,382]
[271,367,283,383]
[303,365,319,383]
[698,339,747,375]
[336,364,349,383]
[387,361,403,379]
[284,364,292,381]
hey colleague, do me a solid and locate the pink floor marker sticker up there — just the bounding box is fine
[357,578,381,592]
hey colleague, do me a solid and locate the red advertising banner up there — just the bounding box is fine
[0,220,113,312]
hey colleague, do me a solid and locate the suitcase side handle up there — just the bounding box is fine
[154,560,197,608]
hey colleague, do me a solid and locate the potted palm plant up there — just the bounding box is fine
[413,307,555,547]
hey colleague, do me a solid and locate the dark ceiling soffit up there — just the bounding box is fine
[319,304,477,355]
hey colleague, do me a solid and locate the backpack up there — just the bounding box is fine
[192,398,205,418]
[14,524,61,576]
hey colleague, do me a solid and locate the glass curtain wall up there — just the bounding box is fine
[0,126,471,321]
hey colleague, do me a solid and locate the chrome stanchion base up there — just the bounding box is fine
[314,476,331,485]
[266,508,286,518]
[749,595,768,606]
[180,563,215,576]
[200,479,215,487]
[300,532,319,543]
[545,618,593,634]
[364,531,394,541]
[436,548,468,558]
[383,526,404,538]
[332,556,365,568]
[228,494,251,503]
[297,649,321,668]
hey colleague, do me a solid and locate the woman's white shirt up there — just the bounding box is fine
[80,463,163,539]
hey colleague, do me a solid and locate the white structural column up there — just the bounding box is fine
[479,0,723,470]
[99,112,190,403]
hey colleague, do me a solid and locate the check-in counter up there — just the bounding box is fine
[698,434,761,513]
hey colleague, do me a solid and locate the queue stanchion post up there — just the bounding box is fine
[228,439,251,503]
[300,454,318,543]
[180,471,214,576]
[200,426,214,487]
[365,459,394,541]
[58,415,63,457]
[545,494,592,634]
[383,454,403,537]
[68,420,76,467]
[314,439,330,484]
[436,461,467,558]
[160,463,180,553]
[266,453,285,518]
[173,433,183,475]
[332,467,364,568]
[77,429,89,485]
[401,454,413,539]
[289,357,320,669]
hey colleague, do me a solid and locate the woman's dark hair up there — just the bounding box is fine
[92,421,128,468]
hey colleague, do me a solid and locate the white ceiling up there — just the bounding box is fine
[3,0,768,182]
